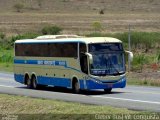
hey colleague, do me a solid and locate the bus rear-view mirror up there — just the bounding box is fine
[85,53,93,64]
[125,51,133,62]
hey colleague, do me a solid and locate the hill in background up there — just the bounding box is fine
[0,0,160,35]
[0,0,160,13]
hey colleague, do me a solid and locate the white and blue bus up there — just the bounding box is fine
[14,35,133,93]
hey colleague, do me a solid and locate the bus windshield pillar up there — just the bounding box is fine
[80,53,88,74]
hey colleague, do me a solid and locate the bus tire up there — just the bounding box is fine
[104,88,112,93]
[32,75,38,89]
[72,78,80,94]
[26,75,32,89]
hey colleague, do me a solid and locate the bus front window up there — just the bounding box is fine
[89,43,125,76]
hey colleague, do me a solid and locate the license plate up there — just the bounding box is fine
[108,84,113,88]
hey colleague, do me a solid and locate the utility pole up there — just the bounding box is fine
[128,24,131,72]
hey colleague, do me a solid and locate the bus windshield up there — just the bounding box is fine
[89,43,125,76]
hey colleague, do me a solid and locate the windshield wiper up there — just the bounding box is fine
[112,71,125,76]
[107,57,125,76]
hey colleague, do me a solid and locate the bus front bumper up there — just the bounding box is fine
[80,76,126,90]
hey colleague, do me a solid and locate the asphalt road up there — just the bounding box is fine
[0,72,160,112]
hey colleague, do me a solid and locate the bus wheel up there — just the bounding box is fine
[72,79,80,94]
[26,77,32,89]
[32,76,38,89]
[104,88,112,93]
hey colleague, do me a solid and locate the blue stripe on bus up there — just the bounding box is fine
[14,74,71,88]
[14,59,81,73]
[14,59,33,64]
[37,76,71,87]
[14,59,25,64]
[14,59,67,66]
[14,73,85,89]
[14,74,126,90]
[27,60,38,64]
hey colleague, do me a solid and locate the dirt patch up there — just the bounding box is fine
[0,13,160,36]
[128,71,160,80]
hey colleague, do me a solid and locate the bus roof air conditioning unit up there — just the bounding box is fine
[35,35,82,40]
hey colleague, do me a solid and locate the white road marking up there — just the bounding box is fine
[114,89,160,95]
[128,90,160,95]
[92,96,160,105]
[0,77,13,81]
[0,85,15,88]
[0,82,160,106]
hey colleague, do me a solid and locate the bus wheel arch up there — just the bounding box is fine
[72,77,80,94]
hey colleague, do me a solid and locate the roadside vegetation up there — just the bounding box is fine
[13,3,24,12]
[0,49,13,72]
[0,93,155,120]
[0,29,160,86]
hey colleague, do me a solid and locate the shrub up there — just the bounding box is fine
[158,54,160,63]
[86,32,105,37]
[99,9,104,14]
[132,54,149,72]
[62,0,69,2]
[41,26,62,35]
[0,32,5,39]
[0,32,8,49]
[0,53,13,63]
[92,22,103,32]
[37,0,43,8]
[10,33,40,44]
[13,3,24,12]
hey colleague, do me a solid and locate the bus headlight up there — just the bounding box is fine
[92,79,102,84]
[121,77,126,82]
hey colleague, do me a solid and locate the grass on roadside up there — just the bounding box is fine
[126,71,160,87]
[0,49,13,72]
[0,94,136,114]
[127,78,160,87]
[0,94,152,120]
[0,62,13,72]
